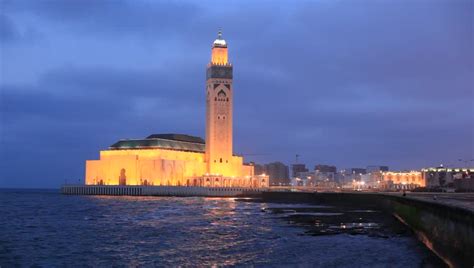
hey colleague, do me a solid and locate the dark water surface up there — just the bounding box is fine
[0,189,442,266]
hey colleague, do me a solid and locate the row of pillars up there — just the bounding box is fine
[63,186,142,196]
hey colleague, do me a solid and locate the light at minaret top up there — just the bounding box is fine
[213,31,227,47]
[211,30,229,65]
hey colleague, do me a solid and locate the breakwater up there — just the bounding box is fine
[61,185,264,197]
[257,192,474,267]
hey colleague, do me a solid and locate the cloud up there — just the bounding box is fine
[0,0,473,187]
[0,14,20,42]
[0,71,205,188]
[3,0,201,39]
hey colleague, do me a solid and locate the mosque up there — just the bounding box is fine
[84,32,268,188]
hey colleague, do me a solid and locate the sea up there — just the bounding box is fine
[0,189,443,267]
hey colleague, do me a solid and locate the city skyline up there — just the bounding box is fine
[1,0,473,188]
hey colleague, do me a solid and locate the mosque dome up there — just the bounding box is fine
[213,30,227,47]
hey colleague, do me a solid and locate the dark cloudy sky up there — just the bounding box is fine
[1,0,473,188]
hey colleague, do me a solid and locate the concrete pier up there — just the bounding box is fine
[61,185,265,197]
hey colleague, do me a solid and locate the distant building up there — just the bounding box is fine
[314,165,337,173]
[314,164,337,183]
[337,168,367,185]
[422,167,474,190]
[291,165,338,188]
[351,168,367,175]
[337,169,352,185]
[292,170,338,188]
[364,166,388,186]
[335,171,346,184]
[382,171,424,190]
[366,166,389,173]
[251,162,290,186]
[454,178,474,192]
[265,162,290,186]
[292,171,313,186]
[292,164,308,178]
[253,163,265,176]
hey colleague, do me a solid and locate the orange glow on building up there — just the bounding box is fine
[84,31,268,188]
[210,30,228,65]
[211,47,228,65]
[85,146,261,187]
[382,171,425,187]
[86,147,206,186]
[205,30,234,177]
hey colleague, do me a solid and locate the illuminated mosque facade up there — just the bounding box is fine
[85,32,268,188]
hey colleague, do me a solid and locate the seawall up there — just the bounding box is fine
[61,185,264,197]
[258,192,474,267]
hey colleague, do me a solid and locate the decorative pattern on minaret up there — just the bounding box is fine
[205,31,234,176]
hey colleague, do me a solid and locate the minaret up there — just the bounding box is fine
[205,30,233,176]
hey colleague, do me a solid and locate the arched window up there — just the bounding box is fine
[217,90,226,101]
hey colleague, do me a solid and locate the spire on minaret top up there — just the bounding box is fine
[213,29,227,47]
[210,29,229,65]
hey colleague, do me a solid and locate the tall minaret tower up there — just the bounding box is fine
[205,30,234,176]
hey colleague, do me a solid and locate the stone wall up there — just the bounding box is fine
[259,192,474,267]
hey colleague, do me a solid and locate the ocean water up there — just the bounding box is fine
[0,189,441,267]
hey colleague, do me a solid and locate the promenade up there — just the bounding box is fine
[386,192,474,213]
[270,187,474,212]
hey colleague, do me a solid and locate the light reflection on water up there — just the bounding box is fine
[0,190,440,267]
